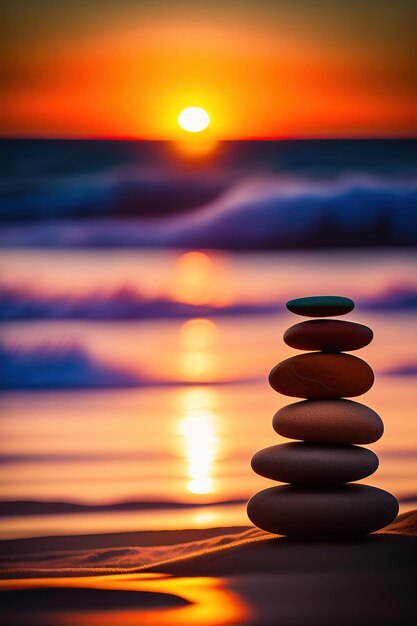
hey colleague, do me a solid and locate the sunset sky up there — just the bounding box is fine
[2,0,417,139]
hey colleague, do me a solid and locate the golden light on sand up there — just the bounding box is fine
[178,107,210,133]
[179,388,217,495]
[2,575,250,626]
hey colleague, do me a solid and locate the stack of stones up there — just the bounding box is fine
[247,296,398,538]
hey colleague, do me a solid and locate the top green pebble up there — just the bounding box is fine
[286,296,355,317]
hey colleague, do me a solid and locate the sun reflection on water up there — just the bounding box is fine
[179,318,217,381]
[180,319,217,349]
[175,137,218,158]
[171,251,215,305]
[178,388,218,496]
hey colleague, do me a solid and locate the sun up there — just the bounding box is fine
[178,107,210,133]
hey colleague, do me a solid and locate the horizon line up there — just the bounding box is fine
[1,135,417,142]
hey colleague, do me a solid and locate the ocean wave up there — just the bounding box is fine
[0,342,140,390]
[0,285,278,320]
[0,498,247,517]
[381,363,417,376]
[1,176,416,249]
[0,342,260,390]
[0,284,416,320]
[0,165,227,220]
[158,176,417,249]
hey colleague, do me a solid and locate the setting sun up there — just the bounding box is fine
[178,107,210,133]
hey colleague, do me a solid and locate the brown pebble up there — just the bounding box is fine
[273,399,383,444]
[284,319,373,352]
[247,484,398,537]
[251,443,379,485]
[269,353,374,398]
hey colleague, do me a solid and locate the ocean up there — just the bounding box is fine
[0,139,416,538]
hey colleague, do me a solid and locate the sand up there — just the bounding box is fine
[0,510,416,625]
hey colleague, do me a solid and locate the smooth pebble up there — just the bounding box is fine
[247,484,398,537]
[269,353,374,398]
[273,399,384,444]
[251,443,379,485]
[284,319,373,352]
[286,296,354,318]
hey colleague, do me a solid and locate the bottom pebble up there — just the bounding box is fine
[247,484,398,537]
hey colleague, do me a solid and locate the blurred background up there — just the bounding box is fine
[1,1,416,539]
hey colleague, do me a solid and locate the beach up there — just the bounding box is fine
[1,139,416,624]
[1,510,416,625]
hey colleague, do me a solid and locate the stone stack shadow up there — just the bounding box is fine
[247,295,398,538]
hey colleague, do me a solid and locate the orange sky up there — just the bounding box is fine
[1,1,417,138]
